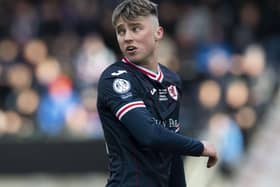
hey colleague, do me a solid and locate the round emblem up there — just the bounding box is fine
[113,79,131,94]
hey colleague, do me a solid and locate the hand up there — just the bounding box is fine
[201,140,218,168]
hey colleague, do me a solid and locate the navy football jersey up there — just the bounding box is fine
[97,57,203,187]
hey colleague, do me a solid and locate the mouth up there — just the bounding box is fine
[125,46,137,54]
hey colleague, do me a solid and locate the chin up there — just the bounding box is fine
[126,55,143,63]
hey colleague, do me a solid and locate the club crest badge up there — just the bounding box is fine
[168,85,178,101]
[113,79,131,94]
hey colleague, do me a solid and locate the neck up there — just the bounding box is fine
[141,56,158,73]
[143,46,160,73]
[129,50,159,73]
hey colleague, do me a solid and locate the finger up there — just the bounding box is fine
[207,159,214,168]
[207,156,217,168]
[210,156,217,167]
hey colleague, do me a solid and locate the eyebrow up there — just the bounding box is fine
[129,23,142,26]
[116,22,142,29]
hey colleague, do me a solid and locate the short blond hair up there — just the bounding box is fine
[112,0,158,27]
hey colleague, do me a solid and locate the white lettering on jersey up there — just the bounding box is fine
[159,89,168,101]
[113,78,131,94]
[111,70,127,76]
[152,117,180,132]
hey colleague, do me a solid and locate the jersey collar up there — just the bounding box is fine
[122,57,164,83]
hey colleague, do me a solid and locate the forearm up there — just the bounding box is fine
[121,108,204,156]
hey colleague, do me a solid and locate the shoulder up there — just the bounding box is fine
[99,61,125,78]
[98,61,136,93]
[160,64,181,86]
[99,61,134,81]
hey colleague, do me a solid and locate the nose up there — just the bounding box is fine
[124,31,133,42]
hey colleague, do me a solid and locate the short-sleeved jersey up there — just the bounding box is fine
[97,57,203,187]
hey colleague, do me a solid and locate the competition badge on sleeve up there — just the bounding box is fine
[113,78,131,94]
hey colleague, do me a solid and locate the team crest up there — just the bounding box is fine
[113,78,131,94]
[168,85,178,100]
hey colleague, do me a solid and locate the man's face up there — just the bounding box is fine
[115,15,163,64]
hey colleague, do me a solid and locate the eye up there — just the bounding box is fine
[132,26,141,32]
[117,29,125,36]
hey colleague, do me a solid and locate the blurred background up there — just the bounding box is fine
[0,0,279,186]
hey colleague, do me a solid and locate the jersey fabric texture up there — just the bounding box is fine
[97,57,204,187]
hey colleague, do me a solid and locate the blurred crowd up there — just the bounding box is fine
[0,0,279,174]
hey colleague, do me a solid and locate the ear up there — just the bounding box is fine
[154,26,164,41]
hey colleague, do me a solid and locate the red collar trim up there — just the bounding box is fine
[122,57,164,82]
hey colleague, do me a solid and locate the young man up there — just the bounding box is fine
[97,0,218,186]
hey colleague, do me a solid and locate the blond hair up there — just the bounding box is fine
[112,0,158,27]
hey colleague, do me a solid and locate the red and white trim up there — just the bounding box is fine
[122,57,164,83]
[116,101,146,120]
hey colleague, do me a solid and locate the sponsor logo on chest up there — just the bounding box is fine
[152,118,180,132]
